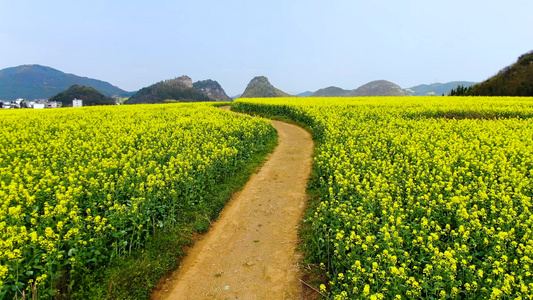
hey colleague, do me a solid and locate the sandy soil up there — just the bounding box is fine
[151,107,314,300]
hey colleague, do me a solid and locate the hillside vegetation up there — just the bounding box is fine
[451,51,533,96]
[50,85,115,106]
[0,65,131,100]
[125,76,212,104]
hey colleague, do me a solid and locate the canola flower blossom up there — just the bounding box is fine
[0,103,276,298]
[233,96,533,299]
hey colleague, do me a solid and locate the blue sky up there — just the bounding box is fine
[1,0,532,95]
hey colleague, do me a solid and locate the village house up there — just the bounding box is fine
[73,98,83,107]
[1,98,62,109]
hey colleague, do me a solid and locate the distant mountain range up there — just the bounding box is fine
[0,65,132,100]
[301,80,407,97]
[404,81,477,96]
[297,81,479,97]
[297,91,313,97]
[8,62,519,103]
[240,76,291,98]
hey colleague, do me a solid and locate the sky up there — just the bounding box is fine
[1,0,532,96]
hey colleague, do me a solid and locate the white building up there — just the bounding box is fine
[33,103,45,109]
[73,99,83,107]
[46,102,58,108]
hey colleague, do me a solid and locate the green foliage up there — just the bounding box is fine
[464,50,533,96]
[449,85,471,96]
[49,85,116,106]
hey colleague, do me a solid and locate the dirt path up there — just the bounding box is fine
[152,107,314,300]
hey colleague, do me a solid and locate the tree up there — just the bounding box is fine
[449,85,471,96]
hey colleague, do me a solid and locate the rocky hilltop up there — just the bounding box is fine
[241,76,291,98]
[348,80,407,97]
[193,79,232,102]
[168,75,194,89]
[311,86,352,97]
[0,64,132,100]
[125,76,227,104]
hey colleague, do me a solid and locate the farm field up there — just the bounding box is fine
[233,97,533,299]
[0,103,277,299]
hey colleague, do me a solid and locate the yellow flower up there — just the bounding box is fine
[363,284,370,295]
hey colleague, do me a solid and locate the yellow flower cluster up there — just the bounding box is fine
[0,103,276,298]
[234,96,533,299]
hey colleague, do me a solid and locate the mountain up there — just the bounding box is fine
[241,76,291,98]
[0,64,132,100]
[193,79,232,102]
[125,76,212,104]
[347,80,407,97]
[231,94,243,99]
[310,86,352,97]
[297,91,313,97]
[461,50,533,96]
[405,81,477,96]
[49,85,115,107]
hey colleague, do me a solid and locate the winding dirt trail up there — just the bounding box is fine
[152,107,314,300]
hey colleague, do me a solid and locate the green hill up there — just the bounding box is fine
[310,86,351,97]
[0,64,132,100]
[462,51,533,96]
[241,76,291,98]
[348,80,407,97]
[125,76,212,104]
[49,85,115,107]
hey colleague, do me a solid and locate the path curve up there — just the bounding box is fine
[152,106,314,300]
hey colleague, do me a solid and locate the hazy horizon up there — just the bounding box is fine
[1,0,532,96]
